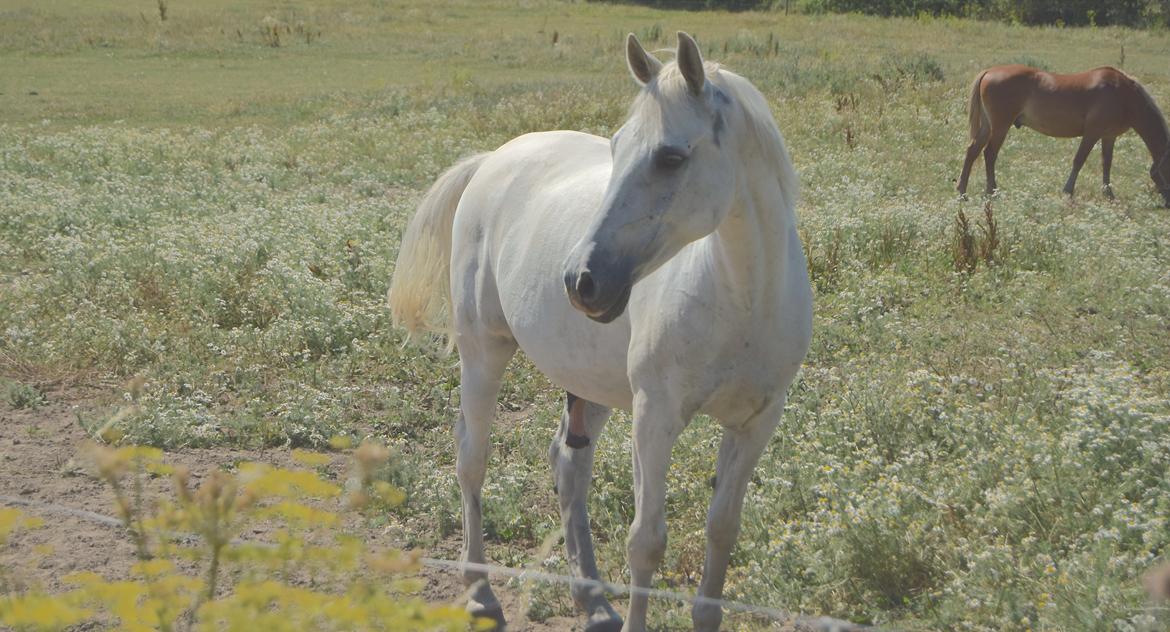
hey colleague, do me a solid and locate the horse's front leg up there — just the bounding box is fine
[1101,136,1116,199]
[624,391,687,632]
[1064,135,1100,196]
[692,404,783,632]
[549,394,623,632]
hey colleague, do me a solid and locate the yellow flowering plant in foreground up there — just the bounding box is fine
[0,441,487,632]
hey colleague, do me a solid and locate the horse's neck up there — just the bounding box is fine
[711,171,794,311]
[1132,93,1170,160]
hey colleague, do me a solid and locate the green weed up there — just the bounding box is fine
[2,381,45,410]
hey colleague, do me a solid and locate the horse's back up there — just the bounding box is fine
[978,64,1134,138]
[979,64,1130,97]
[978,65,1043,107]
[451,131,635,409]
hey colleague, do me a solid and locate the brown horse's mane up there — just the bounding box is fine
[1126,72,1170,142]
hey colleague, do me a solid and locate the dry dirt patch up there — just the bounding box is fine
[0,387,581,631]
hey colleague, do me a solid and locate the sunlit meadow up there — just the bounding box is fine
[2,1,1170,629]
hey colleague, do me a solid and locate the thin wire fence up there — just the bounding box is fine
[0,493,866,630]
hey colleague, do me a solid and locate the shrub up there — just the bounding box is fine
[2,380,44,410]
[952,202,999,274]
[795,0,1167,26]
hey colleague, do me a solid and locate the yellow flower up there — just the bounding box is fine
[291,449,331,468]
[0,593,91,630]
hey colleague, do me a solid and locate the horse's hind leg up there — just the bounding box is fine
[454,333,517,628]
[1064,135,1100,196]
[958,124,989,196]
[983,126,1011,195]
[548,394,622,632]
[1101,137,1116,199]
[691,406,782,632]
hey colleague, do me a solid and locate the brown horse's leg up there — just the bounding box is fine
[1101,137,1116,199]
[958,131,988,196]
[983,127,1010,195]
[1063,135,1100,196]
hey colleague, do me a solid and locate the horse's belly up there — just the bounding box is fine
[1020,106,1084,137]
[1021,88,1127,138]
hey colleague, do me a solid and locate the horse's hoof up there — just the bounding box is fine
[583,617,624,632]
[469,605,506,631]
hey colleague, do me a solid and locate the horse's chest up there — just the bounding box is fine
[697,340,796,424]
[645,309,803,424]
[631,266,811,425]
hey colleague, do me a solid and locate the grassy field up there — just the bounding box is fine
[3,1,1170,629]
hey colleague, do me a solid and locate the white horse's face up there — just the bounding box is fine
[564,33,736,322]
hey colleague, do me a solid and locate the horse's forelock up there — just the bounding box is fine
[641,60,721,99]
[624,62,713,134]
[627,62,800,213]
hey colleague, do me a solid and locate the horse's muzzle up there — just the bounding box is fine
[563,267,633,323]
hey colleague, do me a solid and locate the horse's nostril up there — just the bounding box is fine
[576,271,597,303]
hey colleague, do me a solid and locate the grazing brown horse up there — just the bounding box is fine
[957,65,1170,207]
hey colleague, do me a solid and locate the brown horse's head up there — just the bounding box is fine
[1152,148,1170,207]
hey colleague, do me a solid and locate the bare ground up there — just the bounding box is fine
[0,386,579,631]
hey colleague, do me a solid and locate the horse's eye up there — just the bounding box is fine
[655,148,688,170]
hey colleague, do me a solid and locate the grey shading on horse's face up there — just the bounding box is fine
[563,32,736,322]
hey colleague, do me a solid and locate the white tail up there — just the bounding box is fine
[388,153,489,343]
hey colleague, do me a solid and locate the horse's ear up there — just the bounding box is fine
[676,32,706,96]
[626,33,662,85]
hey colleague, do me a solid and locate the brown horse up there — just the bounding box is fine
[957,65,1170,207]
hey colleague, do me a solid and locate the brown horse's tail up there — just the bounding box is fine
[967,70,989,142]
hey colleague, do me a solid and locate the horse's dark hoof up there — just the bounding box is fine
[469,605,506,631]
[583,617,624,632]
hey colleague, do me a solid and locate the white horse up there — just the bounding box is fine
[389,32,812,632]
